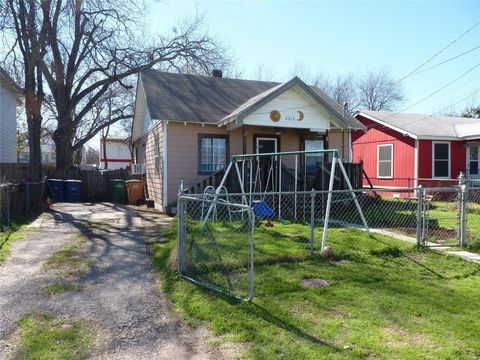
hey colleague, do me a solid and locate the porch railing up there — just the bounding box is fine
[185,162,363,195]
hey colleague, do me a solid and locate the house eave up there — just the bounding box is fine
[357,112,419,139]
[416,136,463,141]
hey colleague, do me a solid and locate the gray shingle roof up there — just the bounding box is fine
[0,67,22,93]
[359,110,480,140]
[140,70,364,129]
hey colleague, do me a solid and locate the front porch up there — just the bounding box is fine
[185,144,363,195]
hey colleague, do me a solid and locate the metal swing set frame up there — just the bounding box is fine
[201,149,370,250]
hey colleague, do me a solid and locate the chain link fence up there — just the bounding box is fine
[466,187,480,246]
[177,183,480,299]
[419,187,462,246]
[177,196,255,300]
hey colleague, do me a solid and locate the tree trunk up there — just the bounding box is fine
[54,114,75,170]
[102,137,108,169]
[53,133,74,170]
[27,114,43,182]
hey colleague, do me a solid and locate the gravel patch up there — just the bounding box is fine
[0,203,236,359]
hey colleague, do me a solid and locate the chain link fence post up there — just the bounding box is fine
[416,186,424,246]
[248,208,255,300]
[310,189,315,255]
[177,192,186,274]
[459,184,468,247]
[457,172,467,247]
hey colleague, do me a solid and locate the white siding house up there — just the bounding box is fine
[99,138,132,170]
[0,67,21,163]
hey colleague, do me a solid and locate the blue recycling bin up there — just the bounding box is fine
[47,179,65,202]
[65,180,82,202]
[251,200,276,219]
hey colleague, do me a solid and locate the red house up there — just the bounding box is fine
[352,111,480,190]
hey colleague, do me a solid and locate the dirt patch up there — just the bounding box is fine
[382,322,435,349]
[301,278,329,288]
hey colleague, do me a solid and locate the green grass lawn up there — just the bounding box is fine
[154,218,480,359]
[0,217,34,265]
[13,314,91,360]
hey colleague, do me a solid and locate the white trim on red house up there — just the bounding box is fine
[414,140,419,187]
[358,112,416,138]
[432,141,451,179]
[377,143,394,179]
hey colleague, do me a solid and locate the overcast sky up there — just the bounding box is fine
[147,0,480,115]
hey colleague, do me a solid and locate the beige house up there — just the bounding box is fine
[131,70,366,212]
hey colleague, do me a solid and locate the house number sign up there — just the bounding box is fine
[270,110,304,122]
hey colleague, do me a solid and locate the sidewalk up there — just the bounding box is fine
[369,228,480,264]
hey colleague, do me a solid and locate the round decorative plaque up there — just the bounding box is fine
[270,110,281,122]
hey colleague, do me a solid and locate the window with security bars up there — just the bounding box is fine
[377,144,393,178]
[433,142,450,178]
[199,135,227,173]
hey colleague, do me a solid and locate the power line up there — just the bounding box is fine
[405,44,480,79]
[424,88,480,118]
[418,72,480,107]
[396,18,480,83]
[384,61,480,120]
[365,88,480,131]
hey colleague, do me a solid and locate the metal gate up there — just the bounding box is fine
[177,196,255,300]
[419,187,462,246]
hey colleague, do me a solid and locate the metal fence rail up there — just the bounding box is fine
[177,196,255,300]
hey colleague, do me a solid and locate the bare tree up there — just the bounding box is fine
[1,0,49,180]
[288,62,314,83]
[253,63,276,82]
[461,103,480,118]
[100,125,110,169]
[83,145,99,164]
[314,73,359,112]
[2,0,228,171]
[357,69,404,111]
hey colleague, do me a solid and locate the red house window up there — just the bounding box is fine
[433,142,450,178]
[377,144,393,179]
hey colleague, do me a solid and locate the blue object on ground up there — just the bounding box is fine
[251,200,275,218]
[65,179,82,202]
[47,179,65,202]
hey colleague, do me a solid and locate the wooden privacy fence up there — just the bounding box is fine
[0,180,46,230]
[0,163,54,182]
[46,168,142,202]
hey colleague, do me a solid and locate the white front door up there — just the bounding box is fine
[256,137,278,154]
[467,144,479,179]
